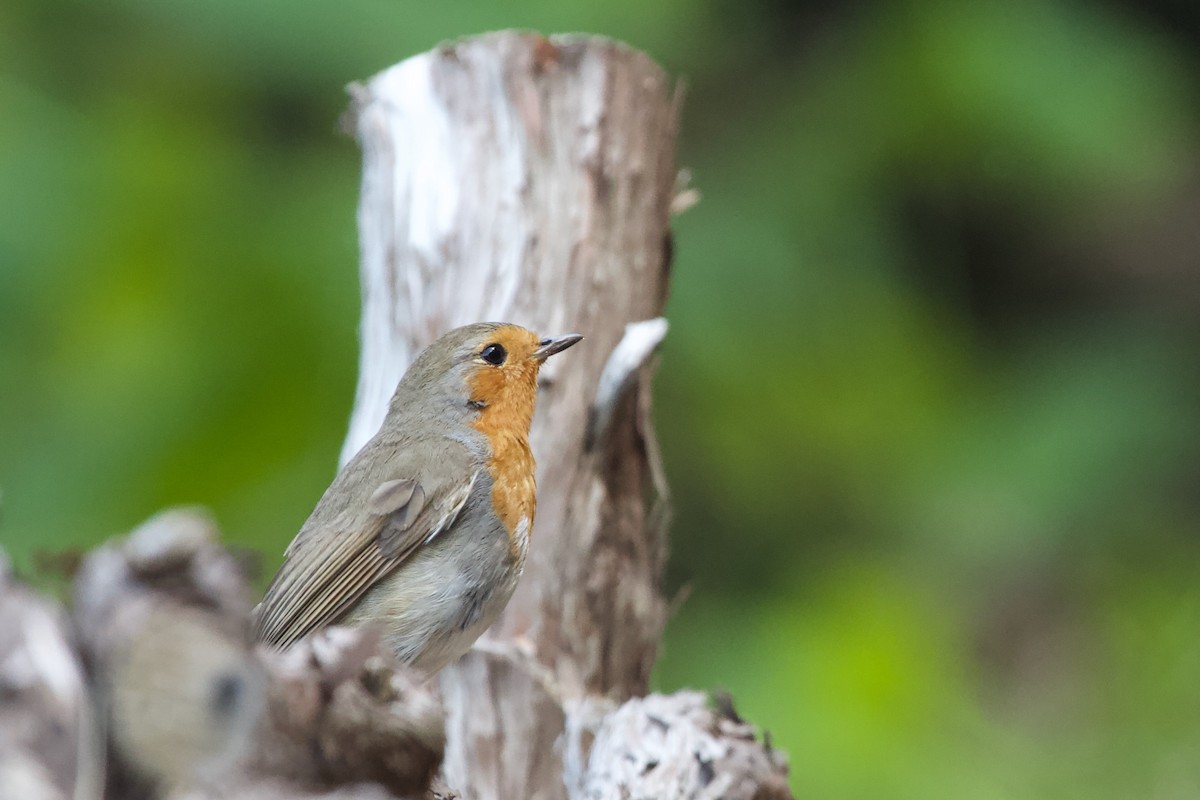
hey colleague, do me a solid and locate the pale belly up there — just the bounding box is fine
[345,517,527,674]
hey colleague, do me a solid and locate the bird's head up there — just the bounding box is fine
[396,322,583,433]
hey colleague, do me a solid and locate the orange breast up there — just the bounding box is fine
[471,410,537,560]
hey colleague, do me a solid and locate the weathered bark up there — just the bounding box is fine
[344,30,789,800]
[577,692,793,800]
[68,509,444,800]
[0,552,94,800]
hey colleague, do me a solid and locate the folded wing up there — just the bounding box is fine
[253,464,478,649]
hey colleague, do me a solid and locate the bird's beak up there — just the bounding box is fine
[533,333,584,361]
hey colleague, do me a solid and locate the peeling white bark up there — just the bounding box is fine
[587,317,669,448]
[578,692,792,800]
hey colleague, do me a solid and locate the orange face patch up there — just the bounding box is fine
[466,326,544,546]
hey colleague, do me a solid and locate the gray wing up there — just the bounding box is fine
[253,454,478,649]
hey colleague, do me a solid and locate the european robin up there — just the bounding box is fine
[252,322,582,674]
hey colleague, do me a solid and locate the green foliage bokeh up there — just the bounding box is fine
[3,1,1200,796]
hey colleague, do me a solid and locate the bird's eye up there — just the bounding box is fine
[480,343,507,366]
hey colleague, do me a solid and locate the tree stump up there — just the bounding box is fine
[342,30,789,800]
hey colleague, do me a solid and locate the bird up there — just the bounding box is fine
[252,322,582,674]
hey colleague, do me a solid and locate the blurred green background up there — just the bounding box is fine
[3,0,1200,797]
